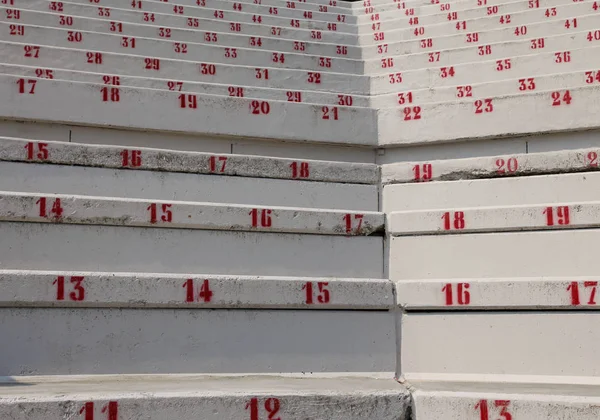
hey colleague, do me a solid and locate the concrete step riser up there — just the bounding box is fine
[0,23,365,74]
[383,171,600,212]
[0,191,383,235]
[0,137,378,184]
[49,0,359,33]
[0,160,377,210]
[0,270,393,309]
[0,222,382,277]
[390,229,599,279]
[0,63,373,106]
[0,41,371,95]
[22,0,359,44]
[402,312,600,377]
[356,0,582,29]
[0,74,377,146]
[359,2,593,47]
[1,7,364,58]
[382,146,600,184]
[371,44,600,92]
[0,375,411,420]
[1,307,395,375]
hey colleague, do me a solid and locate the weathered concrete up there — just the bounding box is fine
[396,277,600,310]
[383,172,600,212]
[411,379,600,420]
[0,22,364,73]
[0,191,384,234]
[0,374,410,419]
[401,312,600,377]
[0,63,373,107]
[0,308,396,374]
[0,161,377,210]
[0,74,377,146]
[1,7,363,58]
[388,202,600,235]
[0,40,372,95]
[0,269,393,309]
[0,137,378,183]
[382,146,600,184]
[390,229,597,280]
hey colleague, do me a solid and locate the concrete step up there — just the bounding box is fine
[24,0,359,44]
[0,219,382,276]
[0,269,392,309]
[47,0,359,33]
[0,63,372,106]
[0,74,377,146]
[372,70,593,107]
[377,84,600,146]
[0,306,394,374]
[0,159,377,211]
[383,171,600,212]
[1,6,363,58]
[409,379,600,420]
[0,136,378,184]
[358,1,592,47]
[389,228,598,279]
[0,191,383,234]
[388,201,600,235]
[361,10,595,58]
[382,145,600,184]
[0,374,410,418]
[371,44,600,92]
[0,23,365,74]
[363,29,597,74]
[401,311,600,377]
[0,41,371,95]
[397,276,600,309]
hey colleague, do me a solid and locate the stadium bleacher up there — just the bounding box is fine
[1,0,600,416]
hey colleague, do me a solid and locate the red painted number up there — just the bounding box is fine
[183,279,213,303]
[148,203,172,223]
[303,282,330,304]
[290,161,309,178]
[551,90,572,106]
[474,99,493,114]
[25,142,49,160]
[246,397,281,420]
[413,163,432,181]
[79,401,119,420]
[53,276,85,301]
[343,213,364,234]
[543,206,570,226]
[37,197,63,218]
[568,281,598,306]
[495,157,518,174]
[121,149,142,167]
[209,156,227,173]
[250,208,272,228]
[250,100,270,115]
[322,106,339,120]
[476,400,512,420]
[442,211,465,230]
[442,283,471,305]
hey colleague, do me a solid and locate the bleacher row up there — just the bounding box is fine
[1,0,600,417]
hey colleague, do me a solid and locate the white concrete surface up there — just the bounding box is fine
[397,277,600,309]
[0,40,372,94]
[0,161,377,210]
[389,229,597,280]
[0,307,396,374]
[0,137,378,183]
[0,22,364,74]
[0,191,384,235]
[0,269,393,309]
[1,7,363,59]
[0,63,372,107]
[0,374,410,419]
[382,146,600,184]
[401,312,600,377]
[47,0,359,33]
[371,45,600,92]
[383,172,600,212]
[19,0,359,44]
[388,201,600,235]
[411,380,600,420]
[0,222,382,277]
[0,74,377,146]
